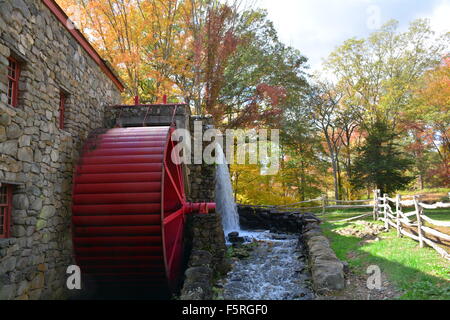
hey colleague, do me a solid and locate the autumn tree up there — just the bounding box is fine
[406,57,450,187]
[281,103,329,201]
[308,82,346,200]
[324,19,449,193]
[325,19,448,128]
[219,9,308,128]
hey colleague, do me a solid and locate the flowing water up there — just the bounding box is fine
[215,144,240,234]
[214,144,313,300]
[222,231,314,300]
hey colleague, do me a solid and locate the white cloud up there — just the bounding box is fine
[257,0,376,72]
[422,0,450,35]
[256,0,450,74]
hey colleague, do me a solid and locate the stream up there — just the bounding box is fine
[221,231,315,300]
[215,144,314,300]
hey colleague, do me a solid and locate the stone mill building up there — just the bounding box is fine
[0,0,227,300]
[0,0,124,299]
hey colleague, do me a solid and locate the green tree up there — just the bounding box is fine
[281,102,329,201]
[219,9,308,128]
[325,19,448,128]
[350,120,414,194]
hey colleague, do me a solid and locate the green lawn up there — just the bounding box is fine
[314,207,374,221]
[398,187,450,197]
[320,209,450,300]
[425,209,450,221]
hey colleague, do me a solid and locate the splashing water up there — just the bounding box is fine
[215,144,240,234]
[223,231,314,300]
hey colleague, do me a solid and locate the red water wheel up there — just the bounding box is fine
[72,126,188,293]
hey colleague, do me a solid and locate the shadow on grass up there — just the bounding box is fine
[321,221,450,300]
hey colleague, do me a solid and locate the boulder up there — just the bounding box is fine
[312,261,345,293]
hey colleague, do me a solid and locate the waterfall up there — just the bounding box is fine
[215,144,240,234]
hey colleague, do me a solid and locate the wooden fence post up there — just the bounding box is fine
[383,193,388,229]
[373,189,379,221]
[322,194,327,215]
[396,194,402,238]
[413,195,424,248]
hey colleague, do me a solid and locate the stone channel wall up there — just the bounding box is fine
[180,115,229,300]
[180,213,229,300]
[0,0,121,300]
[186,115,216,204]
[238,205,346,295]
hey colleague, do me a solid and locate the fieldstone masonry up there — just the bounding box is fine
[181,115,229,300]
[0,0,121,300]
[186,115,216,203]
[0,1,229,301]
[103,103,190,130]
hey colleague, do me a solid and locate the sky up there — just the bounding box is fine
[256,0,450,74]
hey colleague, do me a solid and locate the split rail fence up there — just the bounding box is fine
[241,192,450,260]
[372,190,450,261]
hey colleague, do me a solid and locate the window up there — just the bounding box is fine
[59,90,67,129]
[7,57,20,107]
[0,184,13,239]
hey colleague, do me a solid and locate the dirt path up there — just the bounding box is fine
[316,270,402,300]
[316,221,403,300]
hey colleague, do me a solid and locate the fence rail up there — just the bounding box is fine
[373,190,450,261]
[242,196,374,214]
[240,191,450,260]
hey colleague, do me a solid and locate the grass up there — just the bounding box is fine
[320,209,450,300]
[398,187,450,196]
[314,207,373,221]
[425,209,450,221]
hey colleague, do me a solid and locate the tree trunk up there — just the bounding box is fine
[418,174,424,190]
[331,153,340,200]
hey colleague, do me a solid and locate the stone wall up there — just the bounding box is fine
[238,205,306,233]
[186,115,216,204]
[301,221,346,294]
[180,115,230,300]
[180,213,229,300]
[103,104,190,130]
[0,0,121,300]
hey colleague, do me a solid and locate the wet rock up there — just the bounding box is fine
[180,266,213,300]
[228,232,245,245]
[185,267,212,282]
[271,234,288,240]
[228,232,239,238]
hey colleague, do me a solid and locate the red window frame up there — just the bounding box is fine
[7,57,20,107]
[0,184,13,239]
[59,91,66,130]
